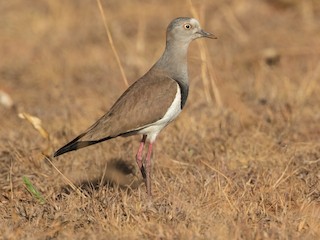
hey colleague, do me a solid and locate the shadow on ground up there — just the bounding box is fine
[59,158,143,197]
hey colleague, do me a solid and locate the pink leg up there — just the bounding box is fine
[136,135,147,179]
[145,142,153,196]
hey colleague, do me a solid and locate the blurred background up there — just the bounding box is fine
[1,0,319,162]
[1,0,319,134]
[0,0,319,239]
[1,0,319,130]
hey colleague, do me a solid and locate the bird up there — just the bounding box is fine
[54,17,216,196]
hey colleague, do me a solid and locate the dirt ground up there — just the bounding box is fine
[1,0,320,239]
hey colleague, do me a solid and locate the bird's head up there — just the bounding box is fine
[166,17,216,45]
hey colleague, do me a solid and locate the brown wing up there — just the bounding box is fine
[80,70,178,141]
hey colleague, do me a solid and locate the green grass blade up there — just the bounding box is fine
[22,176,46,204]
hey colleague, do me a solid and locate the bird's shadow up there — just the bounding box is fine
[59,158,143,197]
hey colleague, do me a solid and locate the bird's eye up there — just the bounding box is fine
[183,23,192,30]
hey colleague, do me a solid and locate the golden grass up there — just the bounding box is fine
[1,0,320,239]
[96,0,129,87]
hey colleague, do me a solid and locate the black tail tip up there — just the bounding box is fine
[53,151,59,157]
[53,145,73,157]
[53,149,63,157]
[52,140,94,158]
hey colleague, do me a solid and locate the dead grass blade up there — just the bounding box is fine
[200,160,232,185]
[44,155,87,198]
[222,186,240,213]
[188,0,223,108]
[201,160,238,212]
[18,112,53,156]
[99,163,108,188]
[18,112,49,140]
[96,0,129,87]
[272,157,296,189]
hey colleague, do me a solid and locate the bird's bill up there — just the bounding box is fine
[198,29,217,39]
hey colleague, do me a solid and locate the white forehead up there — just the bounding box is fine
[190,18,200,28]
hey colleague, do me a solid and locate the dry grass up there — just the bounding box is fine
[1,0,320,239]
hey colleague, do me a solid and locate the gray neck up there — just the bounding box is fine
[152,40,189,85]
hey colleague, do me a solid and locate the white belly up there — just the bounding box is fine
[138,84,181,142]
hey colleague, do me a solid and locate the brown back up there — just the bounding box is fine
[80,69,178,141]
